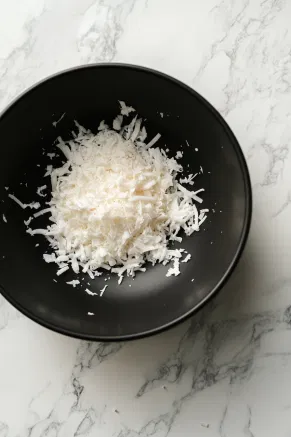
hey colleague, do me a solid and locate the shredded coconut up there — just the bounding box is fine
[180,173,196,186]
[113,115,123,131]
[8,194,40,210]
[66,279,80,287]
[52,112,65,127]
[119,100,135,116]
[182,254,191,263]
[37,185,47,197]
[85,288,98,296]
[56,266,69,275]
[100,284,108,296]
[26,103,207,285]
[24,217,33,226]
[98,120,108,131]
[44,165,53,177]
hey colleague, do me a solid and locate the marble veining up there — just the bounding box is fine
[1,0,291,435]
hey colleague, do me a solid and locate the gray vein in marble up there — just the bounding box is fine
[261,143,289,186]
[74,409,96,436]
[74,341,124,371]
[136,357,183,398]
[135,316,208,398]
[0,422,8,437]
[0,295,22,331]
[3,276,291,437]
[78,0,136,63]
[117,406,180,437]
[244,406,254,437]
[135,308,281,401]
[194,0,291,117]
[218,405,228,437]
[273,190,291,217]
[106,307,288,437]
[28,382,52,411]
[283,305,291,325]
[25,340,124,437]
[0,8,45,110]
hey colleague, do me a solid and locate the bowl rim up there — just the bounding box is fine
[0,63,252,341]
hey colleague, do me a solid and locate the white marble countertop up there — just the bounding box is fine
[1,0,291,435]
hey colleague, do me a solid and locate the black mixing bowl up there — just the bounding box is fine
[0,64,252,341]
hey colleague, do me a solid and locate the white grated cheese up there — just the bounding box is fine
[2,214,7,223]
[88,312,94,315]
[27,103,207,287]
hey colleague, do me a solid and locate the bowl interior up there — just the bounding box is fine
[0,65,251,340]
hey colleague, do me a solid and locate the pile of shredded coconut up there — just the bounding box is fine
[25,101,208,283]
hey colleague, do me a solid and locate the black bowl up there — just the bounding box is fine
[0,64,252,341]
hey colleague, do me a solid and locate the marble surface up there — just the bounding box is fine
[0,0,291,435]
